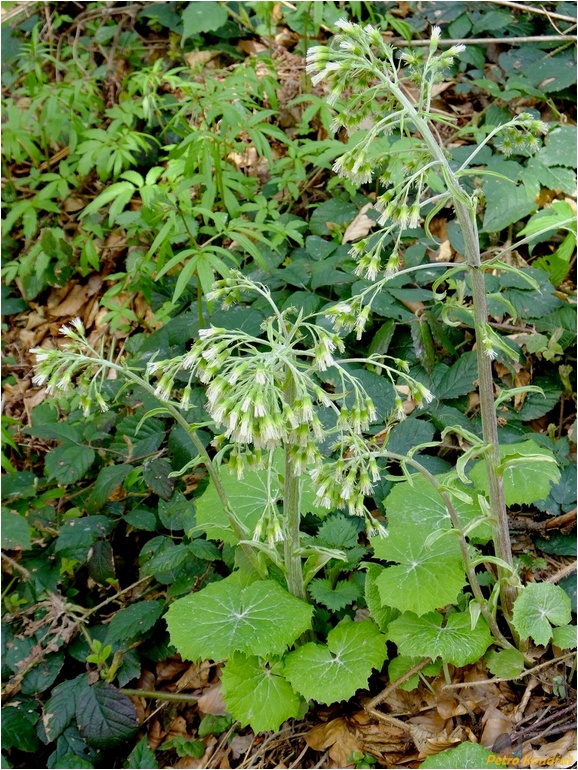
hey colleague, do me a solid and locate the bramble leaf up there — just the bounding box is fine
[470,440,559,507]
[165,578,313,662]
[372,528,466,616]
[105,601,164,645]
[387,611,492,667]
[45,444,95,485]
[283,620,387,704]
[221,653,304,732]
[76,682,138,749]
[512,582,571,646]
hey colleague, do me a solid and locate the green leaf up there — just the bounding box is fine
[283,620,387,705]
[420,741,507,768]
[197,714,233,738]
[388,656,442,691]
[105,601,164,645]
[143,458,174,500]
[365,564,400,632]
[309,198,358,236]
[383,474,492,544]
[76,682,138,749]
[142,541,189,578]
[182,1,227,41]
[54,516,112,556]
[1,511,31,550]
[159,736,204,758]
[485,648,525,679]
[45,444,95,485]
[309,578,360,611]
[539,126,577,168]
[196,450,324,545]
[469,441,560,506]
[1,703,39,752]
[43,675,89,743]
[221,653,304,733]
[482,158,536,232]
[88,464,132,511]
[551,625,577,650]
[165,578,313,662]
[21,651,65,695]
[315,514,359,549]
[433,351,478,400]
[88,540,116,585]
[372,528,466,616]
[512,582,571,646]
[387,611,492,668]
[158,490,195,532]
[53,754,94,769]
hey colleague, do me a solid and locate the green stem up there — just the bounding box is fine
[381,77,517,619]
[120,688,199,702]
[283,374,307,601]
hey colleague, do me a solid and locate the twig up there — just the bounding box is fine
[121,689,198,702]
[547,560,577,584]
[511,702,577,740]
[509,508,577,533]
[1,552,30,578]
[442,652,576,689]
[366,657,432,710]
[488,0,578,24]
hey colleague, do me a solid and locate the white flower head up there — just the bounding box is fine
[431,25,441,41]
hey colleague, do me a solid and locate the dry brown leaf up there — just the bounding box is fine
[307,718,362,768]
[237,39,268,56]
[480,705,515,749]
[520,731,577,769]
[196,683,228,716]
[437,239,453,262]
[50,277,102,318]
[175,663,210,692]
[184,50,220,69]
[156,658,190,683]
[342,204,376,244]
[148,717,166,751]
[230,734,253,759]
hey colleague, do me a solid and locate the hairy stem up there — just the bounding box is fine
[379,76,517,619]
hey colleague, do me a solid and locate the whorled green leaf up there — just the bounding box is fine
[308,578,360,611]
[104,601,164,645]
[196,450,325,545]
[470,441,560,506]
[512,582,572,646]
[165,578,313,662]
[387,611,492,668]
[221,652,304,733]
[364,564,399,633]
[383,474,493,544]
[372,528,466,616]
[283,620,387,705]
[420,741,507,768]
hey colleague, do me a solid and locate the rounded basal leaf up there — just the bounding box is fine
[388,655,442,692]
[470,441,560,506]
[383,474,492,543]
[420,741,507,768]
[165,579,313,662]
[551,625,577,650]
[221,653,304,733]
[283,620,387,705]
[387,611,492,668]
[512,582,572,646]
[364,564,399,632]
[372,527,466,616]
[76,682,138,749]
[485,648,525,679]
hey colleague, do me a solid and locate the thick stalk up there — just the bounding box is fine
[382,79,517,617]
[283,374,307,601]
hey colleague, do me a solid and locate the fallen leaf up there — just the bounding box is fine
[307,717,362,768]
[197,684,228,716]
[343,204,376,244]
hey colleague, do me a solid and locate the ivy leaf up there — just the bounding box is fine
[104,601,164,645]
[45,444,95,485]
[165,579,313,662]
[420,741,507,768]
[470,441,560,506]
[512,582,571,646]
[76,682,138,749]
[196,450,324,545]
[551,625,577,650]
[221,653,304,733]
[283,620,387,705]
[485,649,525,679]
[383,474,492,544]
[372,528,466,616]
[387,611,492,668]
[364,564,399,632]
[308,578,360,611]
